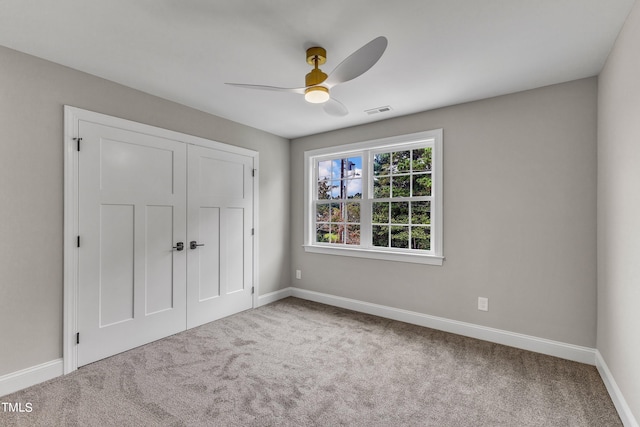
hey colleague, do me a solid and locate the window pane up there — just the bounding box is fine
[331,159,342,179]
[391,226,409,248]
[390,202,409,224]
[316,223,330,243]
[347,157,362,178]
[373,153,390,176]
[412,174,432,196]
[316,203,330,222]
[330,203,342,222]
[391,175,410,197]
[346,178,362,199]
[373,176,391,198]
[392,150,411,173]
[411,226,431,250]
[317,179,331,200]
[346,225,360,245]
[340,224,348,244]
[412,148,432,172]
[411,201,431,225]
[330,180,341,199]
[372,225,389,247]
[318,160,332,181]
[346,202,360,223]
[334,180,345,199]
[372,202,389,224]
[330,224,342,243]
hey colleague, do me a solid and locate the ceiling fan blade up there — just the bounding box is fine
[225,83,306,95]
[324,36,388,88]
[323,97,349,116]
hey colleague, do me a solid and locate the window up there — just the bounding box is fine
[315,156,363,245]
[304,130,443,265]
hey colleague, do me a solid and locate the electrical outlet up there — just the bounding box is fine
[296,270,302,280]
[478,297,489,311]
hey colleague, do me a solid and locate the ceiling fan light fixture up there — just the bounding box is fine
[304,86,330,104]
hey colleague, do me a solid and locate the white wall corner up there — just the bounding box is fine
[0,359,63,398]
[257,287,293,307]
[596,350,640,427]
[290,288,596,365]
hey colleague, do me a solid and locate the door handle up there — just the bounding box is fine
[190,241,205,250]
[172,242,184,251]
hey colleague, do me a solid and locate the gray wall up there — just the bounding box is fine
[0,45,291,376]
[598,0,640,421]
[291,78,598,347]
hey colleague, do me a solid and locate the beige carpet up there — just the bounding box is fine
[0,297,621,426]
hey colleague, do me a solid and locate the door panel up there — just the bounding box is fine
[199,157,245,198]
[99,204,135,326]
[78,121,187,367]
[225,207,245,294]
[100,138,175,194]
[145,205,175,314]
[187,145,254,328]
[197,207,221,301]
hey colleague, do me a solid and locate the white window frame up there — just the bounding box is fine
[303,129,443,265]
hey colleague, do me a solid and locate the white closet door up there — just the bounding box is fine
[77,121,187,366]
[187,144,254,328]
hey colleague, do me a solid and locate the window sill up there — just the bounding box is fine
[303,244,444,265]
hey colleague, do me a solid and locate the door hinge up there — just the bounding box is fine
[76,332,80,344]
[251,228,255,236]
[77,236,80,248]
[251,286,255,295]
[73,137,82,152]
[252,169,256,177]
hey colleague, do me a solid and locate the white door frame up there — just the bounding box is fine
[63,106,259,374]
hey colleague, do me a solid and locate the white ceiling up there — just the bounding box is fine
[0,0,635,139]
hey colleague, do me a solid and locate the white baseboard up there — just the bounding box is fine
[0,359,63,398]
[257,287,293,307]
[0,290,609,409]
[596,350,639,427]
[288,287,596,365]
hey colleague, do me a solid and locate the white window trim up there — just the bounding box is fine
[303,129,443,265]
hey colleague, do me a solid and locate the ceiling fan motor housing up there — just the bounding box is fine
[305,46,328,87]
[305,68,328,86]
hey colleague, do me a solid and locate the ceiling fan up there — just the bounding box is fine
[226,36,388,117]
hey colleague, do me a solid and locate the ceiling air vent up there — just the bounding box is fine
[365,105,393,115]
